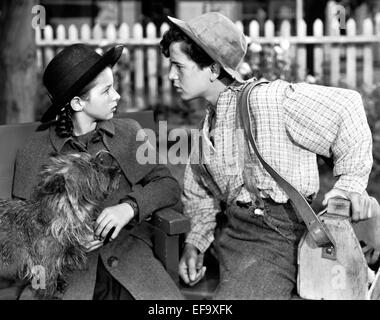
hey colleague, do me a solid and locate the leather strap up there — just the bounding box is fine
[238,80,336,248]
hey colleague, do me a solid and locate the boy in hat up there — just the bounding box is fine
[160,12,379,299]
[12,44,184,300]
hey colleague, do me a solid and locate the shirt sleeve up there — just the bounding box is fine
[282,81,373,194]
[182,155,221,253]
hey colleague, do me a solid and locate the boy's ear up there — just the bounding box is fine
[209,63,221,82]
[70,96,84,112]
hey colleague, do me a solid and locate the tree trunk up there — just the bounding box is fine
[0,0,38,124]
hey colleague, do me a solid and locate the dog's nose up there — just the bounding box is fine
[107,256,119,268]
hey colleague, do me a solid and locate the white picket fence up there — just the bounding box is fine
[35,14,380,111]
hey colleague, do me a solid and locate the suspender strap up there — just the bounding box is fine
[238,80,336,249]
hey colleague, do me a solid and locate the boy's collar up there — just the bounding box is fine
[226,78,257,92]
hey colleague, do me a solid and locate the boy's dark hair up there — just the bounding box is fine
[160,24,233,81]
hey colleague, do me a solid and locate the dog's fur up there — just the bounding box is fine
[0,152,120,298]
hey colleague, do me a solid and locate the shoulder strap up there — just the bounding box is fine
[238,80,336,250]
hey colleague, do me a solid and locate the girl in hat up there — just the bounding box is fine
[160,12,377,299]
[12,44,184,300]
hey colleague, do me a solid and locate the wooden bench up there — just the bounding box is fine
[0,111,191,300]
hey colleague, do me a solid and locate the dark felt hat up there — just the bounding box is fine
[41,43,123,123]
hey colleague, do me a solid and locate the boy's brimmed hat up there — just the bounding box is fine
[167,12,247,82]
[41,43,123,123]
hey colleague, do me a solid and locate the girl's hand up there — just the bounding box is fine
[83,234,104,252]
[94,203,135,241]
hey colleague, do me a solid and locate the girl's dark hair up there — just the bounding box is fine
[55,103,73,138]
[160,24,232,80]
[55,78,97,138]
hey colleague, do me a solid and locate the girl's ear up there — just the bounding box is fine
[70,96,84,112]
[209,63,221,82]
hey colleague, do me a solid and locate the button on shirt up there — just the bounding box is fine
[182,79,373,253]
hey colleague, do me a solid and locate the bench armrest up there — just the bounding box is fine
[151,208,190,235]
[150,208,190,284]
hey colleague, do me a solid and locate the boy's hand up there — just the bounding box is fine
[179,244,206,286]
[323,188,380,221]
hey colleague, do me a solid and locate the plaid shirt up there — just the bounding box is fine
[182,79,373,253]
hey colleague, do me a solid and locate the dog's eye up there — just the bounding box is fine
[96,154,115,168]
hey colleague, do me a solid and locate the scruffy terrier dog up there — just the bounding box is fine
[0,152,120,298]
